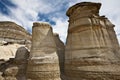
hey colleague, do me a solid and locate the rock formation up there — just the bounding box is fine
[14,47,29,80]
[0,21,31,44]
[0,21,31,79]
[27,22,61,80]
[54,33,65,77]
[0,46,29,80]
[64,2,120,80]
[0,44,25,60]
[0,72,4,80]
[4,66,18,80]
[0,21,31,60]
[0,2,120,80]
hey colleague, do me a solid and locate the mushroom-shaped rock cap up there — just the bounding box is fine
[66,2,101,16]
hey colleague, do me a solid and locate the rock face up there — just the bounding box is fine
[0,21,31,44]
[65,2,120,80]
[54,33,65,77]
[0,46,29,80]
[0,21,31,60]
[27,22,61,80]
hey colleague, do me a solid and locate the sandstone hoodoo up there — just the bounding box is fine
[27,22,61,80]
[64,2,120,80]
[0,2,120,80]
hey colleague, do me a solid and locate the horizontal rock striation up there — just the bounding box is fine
[0,21,31,44]
[27,22,61,80]
[65,2,120,80]
[0,21,31,60]
[54,33,65,78]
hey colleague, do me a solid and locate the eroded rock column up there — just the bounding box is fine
[27,22,61,80]
[54,33,65,78]
[65,2,120,80]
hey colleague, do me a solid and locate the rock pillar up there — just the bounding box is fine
[54,33,65,77]
[27,22,61,80]
[65,2,120,80]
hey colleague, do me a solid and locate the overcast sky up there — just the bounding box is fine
[0,0,120,44]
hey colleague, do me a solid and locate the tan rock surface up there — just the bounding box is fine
[54,33,65,78]
[0,21,31,44]
[27,22,61,80]
[65,2,120,80]
[0,72,4,80]
[0,44,25,60]
[0,21,31,60]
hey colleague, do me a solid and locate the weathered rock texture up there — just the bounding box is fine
[0,72,4,80]
[27,22,61,80]
[65,2,120,80]
[0,46,29,80]
[0,21,31,60]
[0,44,25,60]
[14,47,29,80]
[54,33,65,77]
[4,66,18,80]
[0,21,31,44]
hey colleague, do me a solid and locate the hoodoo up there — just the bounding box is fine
[54,33,65,78]
[27,22,61,80]
[65,2,120,80]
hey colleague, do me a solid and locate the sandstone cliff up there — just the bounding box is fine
[0,21,31,44]
[0,21,31,60]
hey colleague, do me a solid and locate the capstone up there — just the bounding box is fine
[64,2,120,80]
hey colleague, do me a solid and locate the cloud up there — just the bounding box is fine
[67,0,120,44]
[52,17,68,42]
[9,0,69,42]
[0,0,120,44]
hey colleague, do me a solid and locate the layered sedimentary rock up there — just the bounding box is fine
[0,44,25,60]
[0,47,29,80]
[0,21,31,60]
[54,33,65,76]
[0,21,31,44]
[65,2,120,80]
[27,22,61,80]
